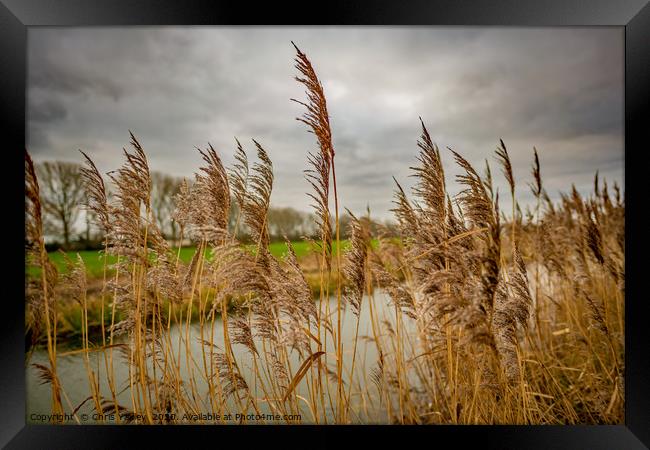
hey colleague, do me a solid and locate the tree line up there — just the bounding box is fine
[32,160,394,251]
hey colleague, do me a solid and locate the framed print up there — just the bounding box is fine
[1,0,648,448]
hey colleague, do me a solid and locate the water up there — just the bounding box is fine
[26,291,416,424]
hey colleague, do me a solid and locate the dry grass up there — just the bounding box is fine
[25,44,624,425]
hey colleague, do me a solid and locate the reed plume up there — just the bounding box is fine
[292,41,346,419]
[105,133,154,262]
[208,243,271,315]
[181,144,232,245]
[79,151,110,234]
[495,139,516,245]
[529,147,542,199]
[229,138,249,238]
[292,41,334,270]
[452,150,501,310]
[495,139,515,201]
[230,138,249,211]
[269,239,318,352]
[342,210,371,316]
[412,118,446,224]
[492,246,533,383]
[242,139,273,254]
[25,150,57,350]
[25,149,64,416]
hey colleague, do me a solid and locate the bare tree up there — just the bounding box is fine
[36,161,84,249]
[267,206,311,241]
[151,172,183,243]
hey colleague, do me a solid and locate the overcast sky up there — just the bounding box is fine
[27,27,623,220]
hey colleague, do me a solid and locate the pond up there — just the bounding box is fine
[26,290,417,424]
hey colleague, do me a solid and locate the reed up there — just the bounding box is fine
[25,44,624,425]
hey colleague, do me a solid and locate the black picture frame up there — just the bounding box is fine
[2,1,648,448]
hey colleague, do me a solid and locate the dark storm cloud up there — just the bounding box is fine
[28,98,67,123]
[27,27,623,220]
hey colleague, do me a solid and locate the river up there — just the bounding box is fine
[27,291,416,424]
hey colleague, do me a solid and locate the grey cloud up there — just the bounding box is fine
[27,27,623,220]
[29,69,124,101]
[28,98,67,123]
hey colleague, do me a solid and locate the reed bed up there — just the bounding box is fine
[25,44,624,425]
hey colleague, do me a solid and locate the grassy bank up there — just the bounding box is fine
[28,240,351,279]
[28,240,367,347]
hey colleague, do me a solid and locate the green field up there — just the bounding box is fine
[28,240,353,279]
